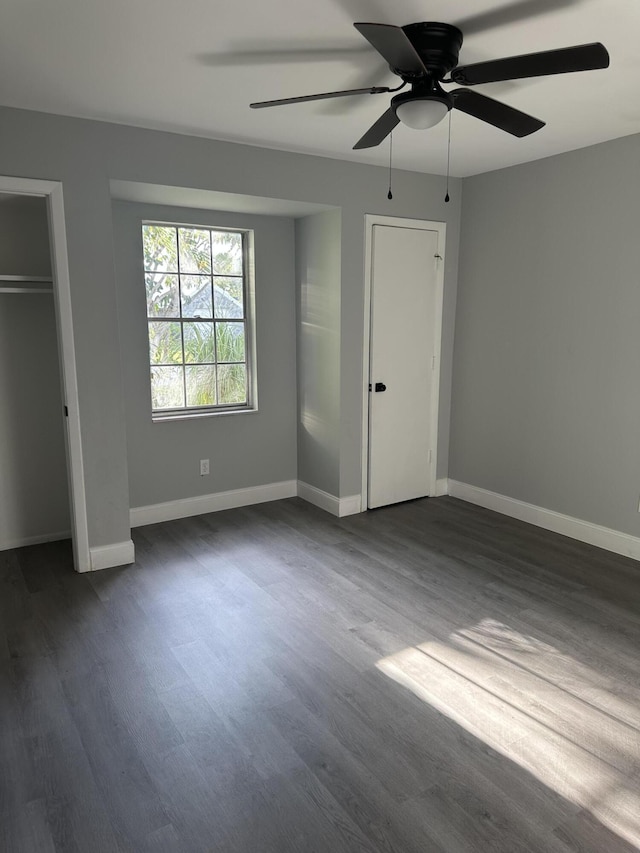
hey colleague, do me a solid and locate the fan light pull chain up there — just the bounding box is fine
[387,132,393,200]
[445,110,452,203]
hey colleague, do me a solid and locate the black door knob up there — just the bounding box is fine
[375,382,387,392]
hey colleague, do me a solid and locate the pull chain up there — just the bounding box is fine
[387,132,393,200]
[445,110,452,203]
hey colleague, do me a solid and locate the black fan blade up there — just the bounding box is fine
[451,89,544,137]
[353,108,400,149]
[354,23,427,76]
[451,42,609,86]
[250,86,390,109]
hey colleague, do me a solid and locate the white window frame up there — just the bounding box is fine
[142,220,257,421]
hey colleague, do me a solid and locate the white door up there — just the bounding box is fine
[367,223,441,509]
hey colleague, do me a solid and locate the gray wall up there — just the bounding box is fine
[451,133,640,537]
[296,210,342,495]
[0,194,70,547]
[0,105,461,552]
[112,201,297,508]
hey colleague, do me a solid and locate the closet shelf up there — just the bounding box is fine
[0,274,54,295]
[0,274,53,283]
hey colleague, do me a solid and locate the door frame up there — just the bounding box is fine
[361,214,446,511]
[0,175,90,572]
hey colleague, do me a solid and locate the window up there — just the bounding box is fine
[142,223,254,418]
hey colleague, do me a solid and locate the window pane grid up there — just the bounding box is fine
[143,224,249,412]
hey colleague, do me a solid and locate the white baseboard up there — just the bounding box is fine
[448,480,640,562]
[435,478,449,497]
[90,539,135,572]
[0,530,71,552]
[338,494,364,517]
[297,481,362,518]
[130,480,298,528]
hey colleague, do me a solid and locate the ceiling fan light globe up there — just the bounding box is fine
[395,99,449,129]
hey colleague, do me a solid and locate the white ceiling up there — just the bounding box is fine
[1,0,638,177]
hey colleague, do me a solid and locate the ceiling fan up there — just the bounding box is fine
[250,22,610,149]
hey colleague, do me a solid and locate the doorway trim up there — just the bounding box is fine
[0,175,90,572]
[361,214,446,512]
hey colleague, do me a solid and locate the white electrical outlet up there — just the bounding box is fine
[637,495,640,513]
[200,459,210,476]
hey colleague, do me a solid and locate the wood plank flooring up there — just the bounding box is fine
[2,496,640,852]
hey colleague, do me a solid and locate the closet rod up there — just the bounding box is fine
[0,287,53,294]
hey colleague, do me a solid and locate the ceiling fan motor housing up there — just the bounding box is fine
[401,22,463,79]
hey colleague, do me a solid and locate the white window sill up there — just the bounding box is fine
[152,406,258,423]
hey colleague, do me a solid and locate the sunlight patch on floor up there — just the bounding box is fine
[376,619,640,847]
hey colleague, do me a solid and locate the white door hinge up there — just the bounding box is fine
[431,355,436,370]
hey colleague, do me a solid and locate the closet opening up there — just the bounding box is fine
[0,177,89,572]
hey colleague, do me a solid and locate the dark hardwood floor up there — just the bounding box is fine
[2,496,640,852]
